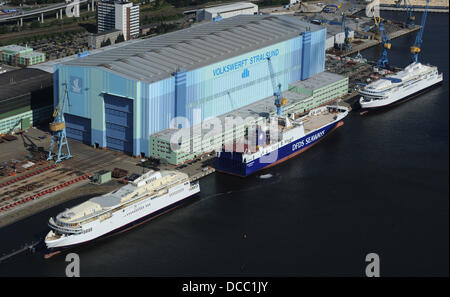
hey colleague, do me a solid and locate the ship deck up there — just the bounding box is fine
[224,108,341,152]
[302,111,339,133]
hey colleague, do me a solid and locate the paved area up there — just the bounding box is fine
[0,126,216,228]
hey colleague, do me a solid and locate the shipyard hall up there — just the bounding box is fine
[55,15,348,160]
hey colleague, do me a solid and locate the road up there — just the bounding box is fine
[0,0,90,23]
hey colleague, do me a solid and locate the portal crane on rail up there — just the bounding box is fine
[369,6,391,68]
[410,0,430,63]
[47,85,72,163]
[376,19,392,69]
[395,0,416,28]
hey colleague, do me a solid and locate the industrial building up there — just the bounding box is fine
[0,45,46,67]
[55,15,327,157]
[324,26,355,50]
[0,68,53,134]
[89,29,124,49]
[196,2,258,22]
[150,71,348,165]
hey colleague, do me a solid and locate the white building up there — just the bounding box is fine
[197,2,258,22]
[325,26,355,50]
[97,0,140,40]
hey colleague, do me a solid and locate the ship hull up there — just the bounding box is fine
[359,73,443,109]
[45,184,199,251]
[216,120,343,177]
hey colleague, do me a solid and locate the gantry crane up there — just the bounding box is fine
[370,6,391,68]
[395,0,415,28]
[341,12,352,51]
[410,0,430,63]
[47,85,72,163]
[376,19,392,68]
[267,57,287,116]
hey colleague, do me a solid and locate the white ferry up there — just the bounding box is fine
[45,170,200,250]
[359,62,443,109]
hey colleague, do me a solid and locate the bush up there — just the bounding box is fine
[116,34,125,43]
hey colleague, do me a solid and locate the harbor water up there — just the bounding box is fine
[0,11,448,276]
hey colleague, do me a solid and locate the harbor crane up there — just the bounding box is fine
[410,0,430,63]
[267,57,287,116]
[47,85,72,163]
[341,12,352,51]
[395,0,415,28]
[369,6,391,68]
[376,19,392,69]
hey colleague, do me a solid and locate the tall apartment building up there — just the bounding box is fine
[97,0,140,40]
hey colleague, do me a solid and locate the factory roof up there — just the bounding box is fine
[289,71,346,91]
[204,2,258,14]
[151,86,311,142]
[0,44,32,53]
[62,15,323,83]
[30,38,142,73]
[0,68,52,103]
[20,51,46,59]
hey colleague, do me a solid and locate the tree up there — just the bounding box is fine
[101,38,111,47]
[30,20,40,29]
[116,34,125,43]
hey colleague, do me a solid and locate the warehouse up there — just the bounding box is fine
[55,15,326,157]
[0,68,53,134]
[196,2,259,22]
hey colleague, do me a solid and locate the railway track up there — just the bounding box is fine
[0,166,86,207]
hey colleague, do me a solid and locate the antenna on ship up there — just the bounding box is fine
[141,158,147,175]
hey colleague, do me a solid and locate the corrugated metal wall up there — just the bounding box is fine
[179,28,325,126]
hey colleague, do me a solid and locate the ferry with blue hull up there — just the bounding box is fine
[216,105,349,177]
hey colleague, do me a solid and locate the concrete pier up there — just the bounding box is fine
[338,25,421,57]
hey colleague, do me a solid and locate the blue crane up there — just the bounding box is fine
[47,85,72,163]
[369,6,391,69]
[267,57,286,116]
[395,0,416,28]
[410,0,430,63]
[376,19,392,69]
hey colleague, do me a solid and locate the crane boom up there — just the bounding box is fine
[376,19,392,69]
[267,57,286,116]
[410,0,430,62]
